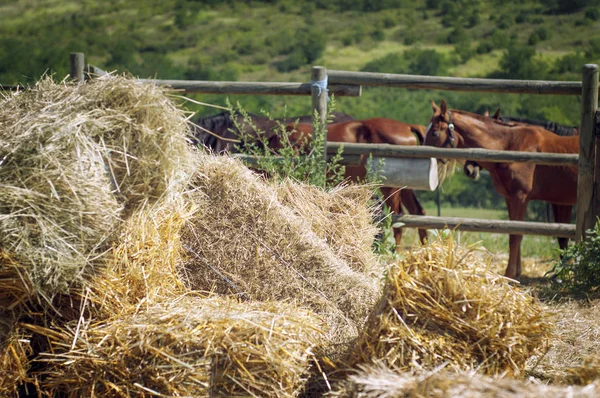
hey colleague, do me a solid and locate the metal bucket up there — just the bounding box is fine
[368,157,438,191]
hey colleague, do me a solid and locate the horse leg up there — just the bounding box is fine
[505,196,528,279]
[552,204,573,255]
[400,189,428,244]
[381,187,403,249]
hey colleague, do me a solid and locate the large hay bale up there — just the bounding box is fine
[0,76,197,304]
[33,296,324,398]
[180,155,382,346]
[276,180,381,277]
[344,235,553,376]
[327,364,600,398]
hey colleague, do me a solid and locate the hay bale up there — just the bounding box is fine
[344,235,553,376]
[0,321,32,397]
[180,155,382,346]
[34,296,324,398]
[566,356,600,386]
[0,75,197,303]
[87,199,193,318]
[276,180,381,277]
[327,364,600,398]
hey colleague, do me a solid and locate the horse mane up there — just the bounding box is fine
[453,110,577,136]
[498,116,577,136]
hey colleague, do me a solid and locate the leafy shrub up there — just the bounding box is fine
[230,99,346,188]
[476,40,494,54]
[548,220,600,295]
[585,7,600,21]
[528,33,540,45]
[586,38,600,58]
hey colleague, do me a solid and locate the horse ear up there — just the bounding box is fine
[493,108,501,119]
[440,100,447,115]
[431,100,440,114]
[483,109,490,117]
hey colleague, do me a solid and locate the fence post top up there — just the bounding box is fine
[583,64,599,71]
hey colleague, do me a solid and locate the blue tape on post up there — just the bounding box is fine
[310,76,329,102]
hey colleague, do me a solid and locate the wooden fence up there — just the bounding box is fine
[67,53,600,241]
[315,67,599,241]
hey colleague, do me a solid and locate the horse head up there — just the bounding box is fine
[425,100,459,149]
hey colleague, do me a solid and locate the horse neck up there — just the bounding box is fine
[453,111,509,150]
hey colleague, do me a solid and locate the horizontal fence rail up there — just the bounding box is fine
[328,70,585,96]
[138,79,362,97]
[326,142,579,166]
[394,215,576,238]
[86,64,361,97]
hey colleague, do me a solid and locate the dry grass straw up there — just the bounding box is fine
[328,363,600,398]
[0,75,197,303]
[343,234,553,376]
[34,296,324,398]
[0,251,34,311]
[180,155,383,347]
[85,199,194,319]
[0,318,33,397]
[16,199,325,397]
[526,299,600,384]
[276,180,381,277]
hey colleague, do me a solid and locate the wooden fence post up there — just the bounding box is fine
[576,64,599,240]
[70,52,85,83]
[311,66,328,166]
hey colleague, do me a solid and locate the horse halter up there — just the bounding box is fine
[443,110,457,148]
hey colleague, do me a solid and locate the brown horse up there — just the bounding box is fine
[271,118,430,246]
[424,100,578,279]
[192,111,355,153]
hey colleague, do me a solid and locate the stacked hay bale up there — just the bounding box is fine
[0,75,196,305]
[275,180,381,277]
[180,156,383,347]
[341,235,553,377]
[328,364,599,398]
[0,75,384,396]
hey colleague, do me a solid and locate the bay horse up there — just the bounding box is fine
[424,100,578,279]
[271,118,431,246]
[462,110,578,181]
[192,111,355,153]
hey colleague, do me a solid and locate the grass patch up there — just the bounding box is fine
[399,206,561,263]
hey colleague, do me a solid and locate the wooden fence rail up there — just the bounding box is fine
[328,69,589,96]
[393,215,576,238]
[86,64,361,97]
[325,142,579,166]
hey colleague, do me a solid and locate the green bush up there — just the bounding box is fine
[230,99,346,188]
[548,220,600,295]
[585,7,600,21]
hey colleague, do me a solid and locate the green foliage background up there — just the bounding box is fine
[1,0,599,214]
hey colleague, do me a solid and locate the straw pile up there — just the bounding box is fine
[0,75,196,305]
[34,296,324,398]
[343,235,553,376]
[566,356,600,386]
[275,180,380,277]
[328,364,600,398]
[4,198,325,397]
[180,156,383,347]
